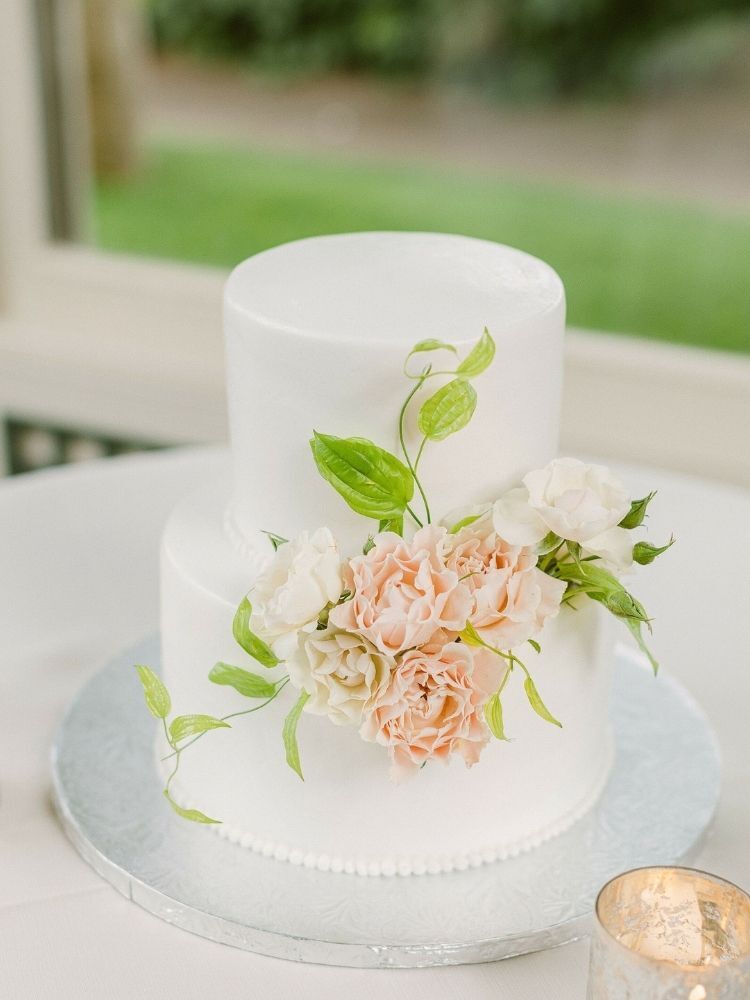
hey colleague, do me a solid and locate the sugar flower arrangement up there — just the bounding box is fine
[137,330,673,824]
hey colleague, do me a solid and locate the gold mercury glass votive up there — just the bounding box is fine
[587,867,750,999]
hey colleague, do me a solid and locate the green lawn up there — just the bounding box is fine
[95,142,750,353]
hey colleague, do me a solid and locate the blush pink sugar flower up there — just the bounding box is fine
[360,640,501,781]
[445,511,565,649]
[330,524,473,656]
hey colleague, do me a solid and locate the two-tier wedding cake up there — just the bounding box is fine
[140,231,668,878]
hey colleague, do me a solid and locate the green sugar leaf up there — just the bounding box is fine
[378,516,404,535]
[448,512,482,534]
[619,491,657,529]
[626,619,659,675]
[135,664,171,720]
[536,531,563,555]
[169,714,230,743]
[484,691,508,741]
[418,378,477,441]
[363,535,375,555]
[528,638,542,654]
[459,621,485,648]
[164,790,220,825]
[233,597,281,668]
[310,432,414,521]
[523,675,562,728]
[556,559,623,598]
[209,662,277,699]
[283,690,310,780]
[633,536,675,565]
[456,327,496,378]
[409,338,458,357]
[602,589,651,624]
[262,530,288,551]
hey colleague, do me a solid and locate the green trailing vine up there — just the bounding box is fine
[135,596,292,821]
[310,329,496,534]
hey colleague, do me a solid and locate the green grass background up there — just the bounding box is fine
[95,142,750,353]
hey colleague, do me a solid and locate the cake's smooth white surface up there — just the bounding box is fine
[161,476,614,876]
[160,232,613,876]
[224,232,564,551]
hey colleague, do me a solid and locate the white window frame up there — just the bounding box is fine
[0,0,227,448]
[1,0,748,482]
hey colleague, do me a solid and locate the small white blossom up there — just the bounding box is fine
[251,528,343,640]
[493,458,630,546]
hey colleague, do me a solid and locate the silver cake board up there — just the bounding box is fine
[50,637,720,969]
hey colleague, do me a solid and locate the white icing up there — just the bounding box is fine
[166,727,615,877]
[159,234,613,878]
[224,232,564,551]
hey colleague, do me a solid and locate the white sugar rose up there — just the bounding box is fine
[580,526,634,573]
[492,487,550,547]
[250,528,343,640]
[288,627,391,726]
[493,458,630,546]
[524,458,630,543]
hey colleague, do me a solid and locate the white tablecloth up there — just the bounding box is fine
[2,447,748,999]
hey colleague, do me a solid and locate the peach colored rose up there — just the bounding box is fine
[360,641,500,780]
[446,511,565,649]
[330,525,473,656]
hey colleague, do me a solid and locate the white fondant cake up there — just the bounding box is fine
[159,232,615,876]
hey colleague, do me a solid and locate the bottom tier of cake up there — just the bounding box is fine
[159,481,615,877]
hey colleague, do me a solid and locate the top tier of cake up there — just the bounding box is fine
[224,232,565,547]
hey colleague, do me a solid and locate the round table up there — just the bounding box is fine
[2,447,748,999]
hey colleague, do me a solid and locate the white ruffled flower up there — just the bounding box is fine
[492,487,550,546]
[493,458,630,546]
[288,627,392,726]
[580,526,634,572]
[250,528,343,640]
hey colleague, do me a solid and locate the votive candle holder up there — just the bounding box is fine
[587,866,750,999]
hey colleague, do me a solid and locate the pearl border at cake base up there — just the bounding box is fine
[50,637,720,969]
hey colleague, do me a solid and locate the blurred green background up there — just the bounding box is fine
[145,0,750,98]
[88,0,750,352]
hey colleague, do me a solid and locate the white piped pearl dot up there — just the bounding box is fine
[330,857,344,874]
[261,841,275,858]
[303,853,317,869]
[289,849,304,866]
[273,844,289,862]
[380,860,397,877]
[316,854,331,872]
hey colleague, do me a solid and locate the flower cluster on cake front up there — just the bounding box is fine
[136,330,673,824]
